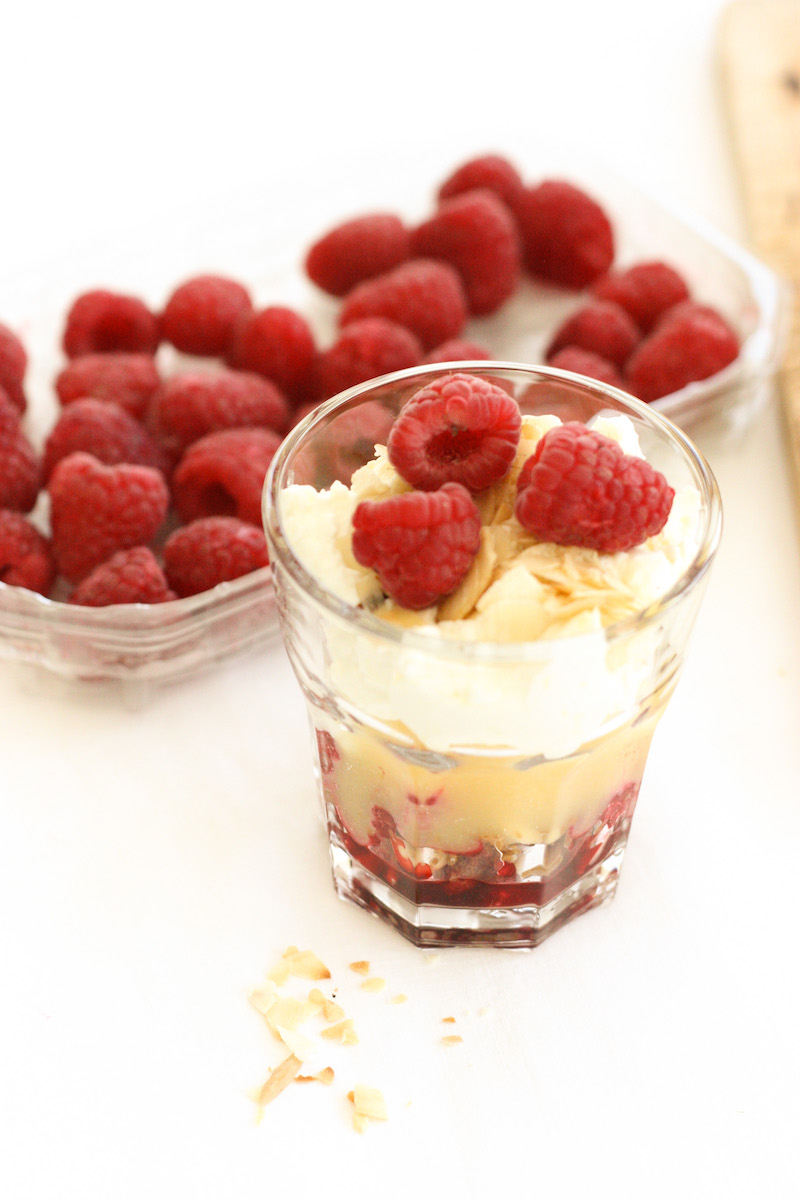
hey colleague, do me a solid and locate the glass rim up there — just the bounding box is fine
[263,361,723,663]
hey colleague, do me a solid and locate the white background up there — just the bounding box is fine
[1,2,799,1197]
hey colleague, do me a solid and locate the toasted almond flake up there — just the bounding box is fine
[441,1035,463,1045]
[441,1016,456,1024]
[284,949,331,980]
[266,962,291,987]
[265,995,307,1034]
[249,983,278,1015]
[307,987,326,1007]
[257,1054,302,1106]
[282,945,300,958]
[321,997,346,1023]
[353,1113,370,1134]
[360,977,385,993]
[320,1018,358,1044]
[347,1089,355,1103]
[296,1066,335,1085]
[389,994,408,1005]
[349,960,370,975]
[352,1085,388,1122]
[274,1025,316,1061]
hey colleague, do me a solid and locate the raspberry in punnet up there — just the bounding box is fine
[43,398,170,481]
[410,190,522,316]
[546,346,625,391]
[69,546,176,606]
[161,274,253,357]
[0,322,28,413]
[316,318,422,400]
[163,516,269,597]
[387,372,521,492]
[437,153,526,214]
[624,301,740,403]
[172,426,282,527]
[591,260,691,332]
[515,421,674,553]
[421,337,492,364]
[48,452,170,582]
[147,368,289,458]
[0,393,40,513]
[0,510,55,594]
[62,289,160,358]
[55,352,161,420]
[352,481,482,610]
[516,180,615,289]
[305,213,412,297]
[546,299,640,368]
[227,305,317,403]
[339,259,468,351]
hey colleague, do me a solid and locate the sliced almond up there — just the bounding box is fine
[257,1054,302,1106]
[297,1066,335,1086]
[321,997,346,1024]
[436,527,497,621]
[249,983,278,1016]
[320,1018,358,1045]
[389,993,408,1005]
[349,960,370,975]
[352,1085,388,1122]
[283,949,331,981]
[360,977,386,993]
[274,1025,316,1062]
[441,1034,464,1045]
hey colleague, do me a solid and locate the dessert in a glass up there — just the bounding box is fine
[263,364,721,947]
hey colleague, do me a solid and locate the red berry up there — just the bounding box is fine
[546,347,625,391]
[339,259,468,351]
[515,422,674,553]
[624,301,740,403]
[68,546,176,606]
[147,368,289,458]
[411,190,522,316]
[387,372,521,492]
[48,453,170,582]
[171,426,282,527]
[43,398,170,481]
[0,322,28,413]
[54,352,161,420]
[421,338,492,364]
[591,260,691,332]
[227,305,317,402]
[352,481,482,609]
[0,510,55,594]
[437,153,526,214]
[161,274,253,356]
[316,318,422,400]
[546,299,640,368]
[62,289,160,358]
[0,393,40,513]
[305,213,412,297]
[516,180,615,289]
[163,516,269,597]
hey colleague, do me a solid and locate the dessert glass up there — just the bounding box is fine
[263,363,722,948]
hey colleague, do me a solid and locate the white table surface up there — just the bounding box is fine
[2,2,799,1196]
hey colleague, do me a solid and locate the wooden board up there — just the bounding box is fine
[719,0,800,492]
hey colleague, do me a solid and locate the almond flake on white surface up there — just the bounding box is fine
[360,976,385,993]
[320,997,346,1024]
[257,1054,302,1106]
[440,1035,464,1045]
[320,1018,358,1045]
[296,1066,335,1086]
[248,983,278,1015]
[349,960,370,975]
[441,1016,456,1024]
[275,1025,316,1062]
[265,995,308,1034]
[389,994,408,1005]
[351,1084,388,1124]
[283,949,331,980]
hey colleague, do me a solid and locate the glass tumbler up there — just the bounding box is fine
[263,363,722,948]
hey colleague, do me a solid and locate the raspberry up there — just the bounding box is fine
[437,153,526,214]
[352,482,482,609]
[339,259,468,351]
[163,516,269,597]
[171,427,282,527]
[516,180,615,289]
[48,453,170,582]
[515,422,674,553]
[0,393,40,513]
[62,289,160,358]
[54,352,161,420]
[305,213,412,297]
[546,347,625,391]
[227,305,317,403]
[411,190,522,315]
[43,398,170,481]
[69,546,176,606]
[147,368,289,458]
[546,299,640,368]
[0,322,28,412]
[624,301,740,403]
[387,372,521,492]
[0,510,55,594]
[421,338,492,364]
[161,274,253,356]
[316,318,422,400]
[591,260,691,332]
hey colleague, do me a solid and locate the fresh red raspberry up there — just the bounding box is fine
[623,301,740,403]
[0,393,40,513]
[171,427,282,527]
[0,510,55,594]
[437,153,526,214]
[515,422,674,553]
[546,347,625,391]
[591,260,691,332]
[48,453,170,582]
[411,190,522,316]
[352,481,482,609]
[161,274,253,356]
[387,372,521,492]
[305,213,412,297]
[54,352,162,420]
[422,338,492,364]
[68,546,176,606]
[516,180,615,289]
[163,516,269,597]
[339,259,468,351]
[227,305,317,403]
[62,289,160,358]
[43,398,170,481]
[147,368,289,458]
[316,318,422,400]
[0,322,28,412]
[546,299,640,368]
